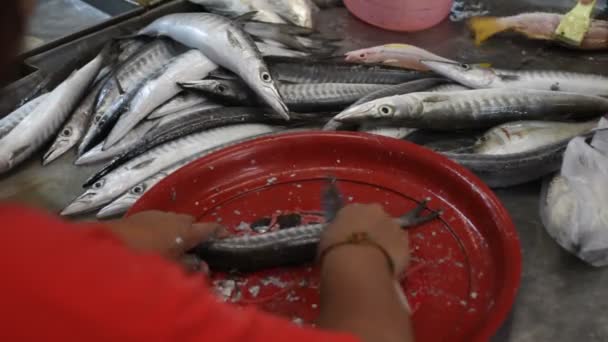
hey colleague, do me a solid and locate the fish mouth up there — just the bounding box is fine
[60,191,102,216]
[263,85,291,120]
[97,199,132,219]
[42,144,68,166]
[333,102,377,122]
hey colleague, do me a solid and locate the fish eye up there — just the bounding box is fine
[92,180,104,189]
[61,127,72,137]
[359,53,366,58]
[260,71,272,83]
[460,63,471,71]
[216,84,226,93]
[379,105,394,116]
[131,185,144,195]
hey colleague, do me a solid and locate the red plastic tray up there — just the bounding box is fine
[129,131,521,342]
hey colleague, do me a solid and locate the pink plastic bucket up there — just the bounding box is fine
[344,0,454,32]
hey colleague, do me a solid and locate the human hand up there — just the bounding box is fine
[105,211,226,272]
[319,204,410,277]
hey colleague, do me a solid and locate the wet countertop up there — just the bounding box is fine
[1,0,608,340]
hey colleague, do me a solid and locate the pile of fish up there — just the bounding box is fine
[1,8,607,221]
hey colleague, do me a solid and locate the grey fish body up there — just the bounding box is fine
[0,94,48,140]
[79,40,178,154]
[359,125,416,139]
[474,120,599,155]
[62,124,277,216]
[0,50,107,173]
[105,50,218,148]
[267,56,436,84]
[139,13,289,119]
[443,133,593,188]
[147,92,211,120]
[335,89,608,130]
[422,61,608,97]
[43,75,112,165]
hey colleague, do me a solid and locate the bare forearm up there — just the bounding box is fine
[316,245,414,342]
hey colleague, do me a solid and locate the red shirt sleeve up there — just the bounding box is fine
[0,205,358,342]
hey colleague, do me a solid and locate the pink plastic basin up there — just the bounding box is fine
[344,0,453,32]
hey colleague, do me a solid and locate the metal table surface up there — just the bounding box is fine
[1,1,608,340]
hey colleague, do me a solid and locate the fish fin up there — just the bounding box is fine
[11,145,30,161]
[130,158,155,170]
[422,94,451,104]
[233,11,258,24]
[497,73,520,81]
[114,76,125,95]
[467,16,509,45]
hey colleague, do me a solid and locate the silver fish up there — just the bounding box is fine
[188,0,318,28]
[345,44,454,71]
[474,120,599,155]
[43,75,112,165]
[139,13,289,119]
[428,83,470,92]
[256,41,310,57]
[147,92,211,120]
[334,89,608,130]
[61,124,277,215]
[105,50,218,148]
[422,60,608,97]
[0,94,48,140]
[359,125,416,139]
[79,39,178,154]
[0,49,108,173]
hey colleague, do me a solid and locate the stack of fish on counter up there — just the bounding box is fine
[1,4,607,223]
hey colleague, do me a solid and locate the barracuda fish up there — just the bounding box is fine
[43,74,112,165]
[181,79,390,112]
[321,78,446,131]
[76,102,223,166]
[0,47,110,174]
[468,13,608,50]
[188,0,319,28]
[192,194,440,272]
[266,56,436,84]
[85,107,300,186]
[61,124,277,216]
[105,50,218,148]
[0,94,48,140]
[345,44,455,71]
[474,120,599,155]
[428,83,470,92]
[422,60,608,97]
[444,132,595,188]
[334,89,608,130]
[147,92,211,120]
[359,125,417,139]
[79,39,179,154]
[139,13,289,120]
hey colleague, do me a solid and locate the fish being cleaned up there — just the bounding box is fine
[266,56,436,84]
[105,50,218,148]
[334,89,608,130]
[43,74,113,165]
[345,44,455,71]
[181,79,390,112]
[0,93,48,140]
[147,92,211,120]
[422,60,608,97]
[62,124,277,216]
[0,47,111,174]
[468,12,608,50]
[79,39,180,154]
[139,13,289,120]
[474,119,599,155]
[188,0,319,28]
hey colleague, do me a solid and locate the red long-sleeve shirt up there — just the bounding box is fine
[0,205,358,341]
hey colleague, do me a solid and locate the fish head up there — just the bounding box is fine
[420,60,495,88]
[344,47,384,64]
[97,179,150,218]
[248,64,290,120]
[60,178,115,216]
[43,125,78,165]
[334,95,422,123]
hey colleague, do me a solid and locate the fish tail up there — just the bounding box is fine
[467,16,509,45]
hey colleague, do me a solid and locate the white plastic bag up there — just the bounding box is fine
[541,119,608,266]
